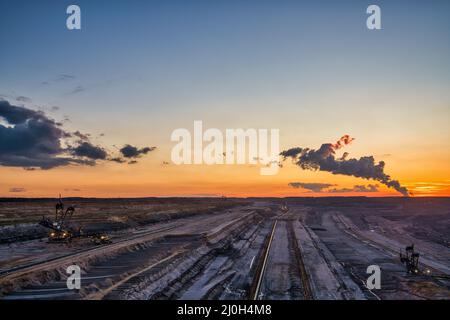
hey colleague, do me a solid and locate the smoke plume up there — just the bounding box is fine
[280,135,409,196]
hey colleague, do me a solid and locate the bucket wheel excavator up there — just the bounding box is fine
[38,195,111,244]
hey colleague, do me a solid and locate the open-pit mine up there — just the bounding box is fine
[0,197,448,300]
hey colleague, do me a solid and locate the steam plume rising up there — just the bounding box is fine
[332,135,354,150]
[280,135,409,196]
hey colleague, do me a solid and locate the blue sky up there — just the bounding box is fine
[1,0,449,144]
[0,0,449,196]
[1,1,449,128]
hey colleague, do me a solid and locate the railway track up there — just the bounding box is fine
[1,210,259,299]
[248,209,314,300]
[286,221,313,300]
[248,220,277,300]
[0,209,257,280]
[88,251,181,300]
[0,224,179,279]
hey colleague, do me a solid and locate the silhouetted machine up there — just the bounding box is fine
[38,196,111,244]
[38,195,78,242]
[400,244,420,274]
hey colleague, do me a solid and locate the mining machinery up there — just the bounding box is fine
[38,195,78,242]
[38,196,111,244]
[399,244,420,274]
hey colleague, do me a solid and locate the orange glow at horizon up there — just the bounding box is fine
[1,158,449,198]
[1,128,449,198]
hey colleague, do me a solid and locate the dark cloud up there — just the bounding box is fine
[120,144,156,158]
[72,130,90,141]
[0,100,84,169]
[288,182,336,192]
[281,135,409,196]
[9,187,26,193]
[70,142,107,160]
[288,182,380,194]
[0,100,47,124]
[338,152,349,161]
[110,157,126,164]
[109,145,156,164]
[280,147,302,159]
[355,184,379,192]
[0,99,155,169]
[328,184,379,193]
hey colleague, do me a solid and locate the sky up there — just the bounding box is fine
[0,0,449,197]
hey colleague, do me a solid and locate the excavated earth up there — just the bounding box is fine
[0,198,448,300]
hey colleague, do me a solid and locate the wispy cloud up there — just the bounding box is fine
[66,85,86,95]
[288,182,379,193]
[328,184,379,193]
[288,182,336,192]
[16,96,32,103]
[42,74,76,85]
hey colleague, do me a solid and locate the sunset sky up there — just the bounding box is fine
[1,0,449,197]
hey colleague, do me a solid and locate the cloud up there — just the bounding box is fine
[0,100,86,169]
[57,74,76,81]
[108,144,156,165]
[354,184,379,192]
[72,130,91,141]
[328,184,379,193]
[120,144,156,158]
[16,96,32,103]
[281,135,409,196]
[288,182,336,192]
[0,99,155,169]
[67,85,86,95]
[42,74,76,85]
[0,100,47,124]
[110,157,126,164]
[9,187,26,193]
[69,142,108,160]
[338,152,349,161]
[288,182,380,194]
